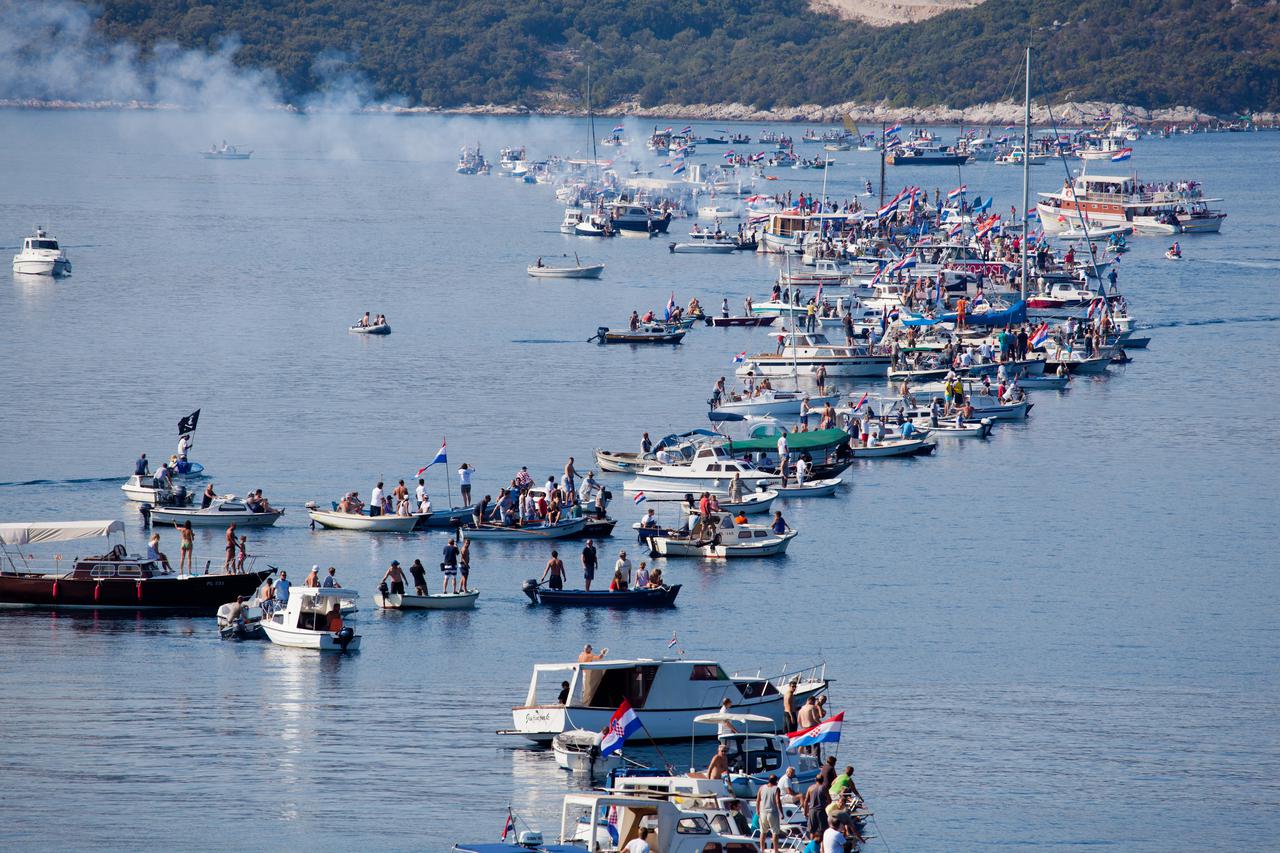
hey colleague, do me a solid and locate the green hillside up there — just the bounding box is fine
[89,0,1280,114]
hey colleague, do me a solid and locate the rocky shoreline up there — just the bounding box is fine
[3,97,1276,126]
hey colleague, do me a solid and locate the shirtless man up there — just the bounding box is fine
[381,560,408,595]
[703,744,729,780]
[577,644,607,663]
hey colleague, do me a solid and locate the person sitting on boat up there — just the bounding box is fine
[770,511,791,535]
[326,604,344,634]
[634,561,650,589]
[609,566,630,592]
[647,567,664,589]
[641,309,655,324]
[535,256,543,268]
[245,491,263,513]
[147,533,172,572]
[200,483,217,509]
[357,311,370,328]
[1169,241,1182,257]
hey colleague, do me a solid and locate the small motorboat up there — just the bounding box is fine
[306,505,418,532]
[522,580,681,607]
[201,143,252,160]
[774,478,842,497]
[1018,375,1070,390]
[171,460,205,478]
[591,325,686,345]
[216,579,274,639]
[580,516,617,538]
[147,496,284,528]
[848,438,935,458]
[350,322,391,335]
[121,475,194,505]
[706,315,775,327]
[527,257,605,278]
[669,241,735,254]
[374,588,479,610]
[12,227,71,276]
[1165,249,1183,260]
[574,219,608,237]
[411,506,473,529]
[917,418,994,438]
[552,729,621,776]
[262,587,361,651]
[650,516,796,558]
[461,517,586,540]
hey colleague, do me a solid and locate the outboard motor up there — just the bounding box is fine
[521,579,540,604]
[174,485,188,506]
[595,326,609,342]
[335,626,355,651]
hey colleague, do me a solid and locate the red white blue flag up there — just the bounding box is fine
[417,438,447,475]
[600,700,642,756]
[787,712,844,749]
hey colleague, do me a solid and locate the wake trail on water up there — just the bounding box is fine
[1142,314,1280,330]
[0,476,120,488]
[512,339,583,344]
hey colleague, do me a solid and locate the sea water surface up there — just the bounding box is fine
[0,111,1278,851]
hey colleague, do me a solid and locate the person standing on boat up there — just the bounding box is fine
[614,550,632,586]
[134,452,149,476]
[721,297,730,318]
[458,464,473,506]
[441,539,460,593]
[581,539,598,590]
[304,565,321,588]
[563,457,578,495]
[236,535,248,572]
[381,560,407,596]
[728,472,744,504]
[369,481,384,517]
[274,570,291,607]
[757,774,784,853]
[177,432,191,463]
[578,644,607,662]
[540,550,566,591]
[222,523,237,572]
[641,432,653,455]
[408,559,428,595]
[458,539,472,592]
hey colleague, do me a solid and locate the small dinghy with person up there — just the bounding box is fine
[527,254,605,279]
[374,586,479,610]
[551,730,621,776]
[462,516,586,540]
[349,322,390,335]
[262,587,361,651]
[522,579,681,608]
[306,504,417,532]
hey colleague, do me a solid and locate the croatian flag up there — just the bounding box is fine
[892,253,917,273]
[1087,296,1106,319]
[501,812,514,841]
[948,222,964,239]
[723,149,735,159]
[680,126,693,135]
[1111,147,1133,162]
[417,439,447,475]
[671,159,686,175]
[948,184,967,200]
[633,492,647,505]
[885,123,902,135]
[600,700,643,756]
[612,125,625,134]
[732,351,746,363]
[852,392,868,410]
[668,632,679,649]
[787,711,844,750]
[1029,323,1049,348]
[665,292,677,320]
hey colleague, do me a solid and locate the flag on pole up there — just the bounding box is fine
[177,409,201,436]
[947,184,967,200]
[501,812,514,841]
[665,292,677,320]
[600,700,643,756]
[417,439,447,475]
[947,222,964,239]
[680,126,693,135]
[611,125,625,134]
[1110,147,1133,162]
[732,351,746,363]
[633,492,647,505]
[1029,322,1049,348]
[885,123,902,135]
[787,712,844,750]
[853,392,868,410]
[668,632,679,649]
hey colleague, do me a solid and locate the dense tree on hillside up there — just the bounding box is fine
[89,0,1280,113]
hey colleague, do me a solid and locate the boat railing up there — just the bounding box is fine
[732,662,828,689]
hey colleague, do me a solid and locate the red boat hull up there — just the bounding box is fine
[0,569,270,612]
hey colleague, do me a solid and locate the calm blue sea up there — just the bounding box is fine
[0,111,1277,851]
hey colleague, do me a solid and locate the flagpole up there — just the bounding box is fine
[1021,45,1031,302]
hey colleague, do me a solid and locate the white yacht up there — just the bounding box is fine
[262,587,360,651]
[623,444,778,495]
[738,331,892,378]
[501,657,828,742]
[12,227,71,276]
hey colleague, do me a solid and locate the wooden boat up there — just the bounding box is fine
[522,580,681,607]
[374,589,479,610]
[527,259,605,278]
[593,448,649,473]
[706,315,775,327]
[592,325,686,345]
[147,497,284,528]
[262,588,361,651]
[579,516,617,538]
[0,520,268,611]
[462,517,586,540]
[306,507,417,532]
[773,478,842,497]
[349,322,391,335]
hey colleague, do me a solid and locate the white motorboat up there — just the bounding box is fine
[306,506,417,532]
[738,332,892,379]
[624,445,778,494]
[12,227,71,276]
[915,417,994,438]
[774,477,842,497]
[697,205,740,219]
[713,389,838,417]
[121,474,193,505]
[262,587,361,651]
[374,589,479,610]
[669,241,734,254]
[650,517,797,558]
[202,143,251,160]
[560,207,585,233]
[1054,223,1133,241]
[502,657,828,742]
[527,257,605,278]
[148,497,283,528]
[551,729,621,776]
[848,437,934,457]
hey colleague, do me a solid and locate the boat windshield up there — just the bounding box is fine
[29,240,59,250]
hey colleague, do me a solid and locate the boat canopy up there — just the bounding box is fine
[694,712,774,726]
[727,429,848,454]
[903,300,1027,328]
[0,520,124,545]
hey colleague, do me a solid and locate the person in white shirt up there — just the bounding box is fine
[177,433,191,461]
[614,552,632,583]
[622,827,651,853]
[415,478,427,508]
[370,481,384,517]
[822,826,846,853]
[794,456,809,486]
[458,464,473,506]
[778,766,799,804]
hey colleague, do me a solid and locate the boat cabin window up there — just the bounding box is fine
[90,563,116,578]
[676,816,711,835]
[690,664,728,681]
[29,239,59,250]
[735,678,779,699]
[581,664,659,708]
[704,463,722,472]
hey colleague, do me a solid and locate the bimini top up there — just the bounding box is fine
[0,520,124,545]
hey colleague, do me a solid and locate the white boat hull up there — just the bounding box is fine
[652,531,796,558]
[553,742,621,776]
[670,243,734,254]
[374,590,479,610]
[741,357,891,379]
[149,507,283,527]
[12,258,70,276]
[307,509,417,532]
[527,264,605,278]
[262,623,361,651]
[849,438,932,457]
[774,478,841,497]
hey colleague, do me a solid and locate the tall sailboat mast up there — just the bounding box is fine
[1021,46,1031,300]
